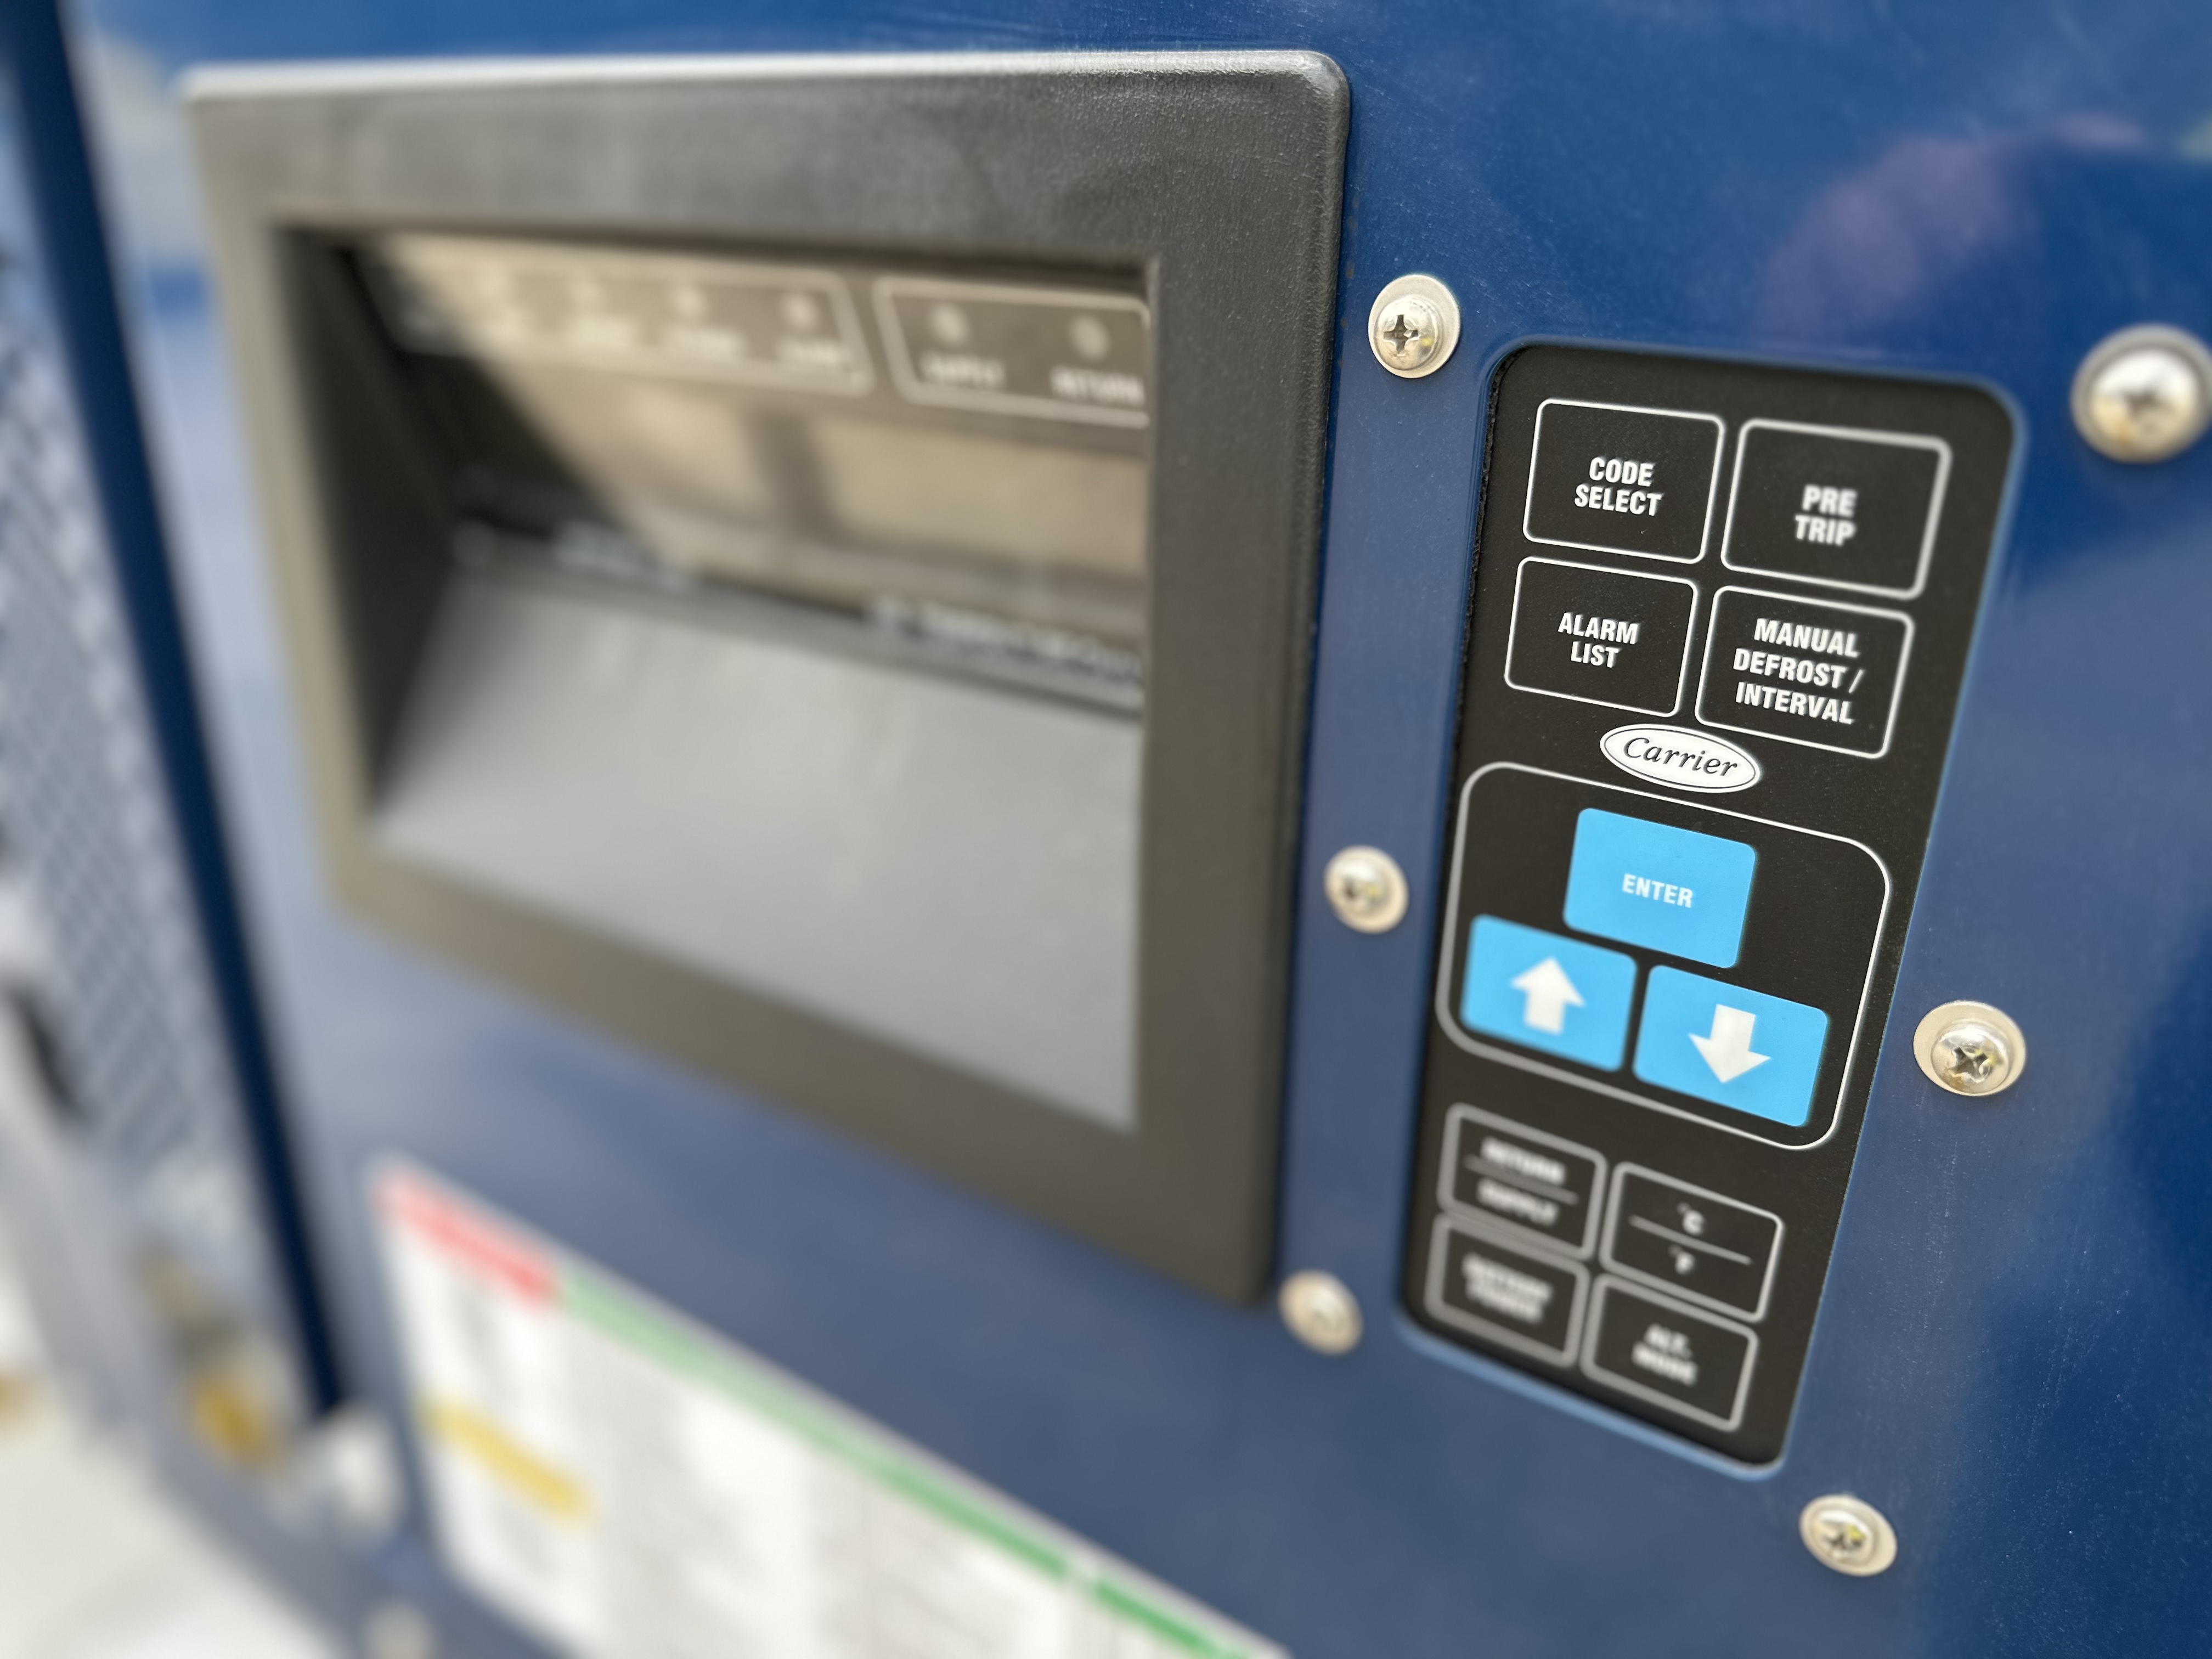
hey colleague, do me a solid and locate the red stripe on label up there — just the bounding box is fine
[379,1170,553,1302]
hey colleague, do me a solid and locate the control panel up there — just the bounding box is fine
[1406,346,2011,1460]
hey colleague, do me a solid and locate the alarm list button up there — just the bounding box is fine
[1524,399,1725,563]
[1505,560,1698,715]
[1722,420,1949,596]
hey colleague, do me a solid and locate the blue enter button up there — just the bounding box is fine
[1564,809,1757,968]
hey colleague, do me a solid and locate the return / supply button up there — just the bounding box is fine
[1563,808,1756,969]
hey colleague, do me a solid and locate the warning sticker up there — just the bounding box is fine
[374,1163,1285,1659]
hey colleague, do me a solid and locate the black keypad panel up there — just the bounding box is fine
[1404,346,2011,1461]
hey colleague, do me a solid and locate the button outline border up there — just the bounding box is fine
[1599,1163,1785,1322]
[1580,1275,1760,1432]
[1521,399,1728,565]
[1693,585,1915,760]
[1438,1105,1609,1259]
[1424,1215,1591,1366]
[1718,417,1952,600]
[1503,557,1701,716]
[1432,763,1893,1152]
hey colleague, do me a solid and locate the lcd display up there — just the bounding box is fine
[359,233,1153,703]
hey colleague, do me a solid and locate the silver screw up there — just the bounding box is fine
[1799,1494,1899,1577]
[1914,1000,2026,1097]
[1322,845,1409,934]
[363,1601,437,1659]
[2072,325,2212,462]
[1368,275,1461,379]
[1279,1270,1363,1355]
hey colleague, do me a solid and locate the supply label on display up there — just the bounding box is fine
[375,1163,1284,1659]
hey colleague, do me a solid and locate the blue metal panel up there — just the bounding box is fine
[57,1,2212,1654]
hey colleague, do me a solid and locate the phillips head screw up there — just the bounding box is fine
[2073,325,2212,462]
[1914,1000,2026,1097]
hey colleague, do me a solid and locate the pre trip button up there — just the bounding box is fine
[1425,1218,1589,1364]
[1524,400,1725,563]
[1722,420,1949,596]
[1505,560,1697,715]
[1439,1106,1605,1256]
[1582,1279,1757,1429]
[1564,808,1756,969]
[1697,588,1912,758]
[1601,1166,1782,1319]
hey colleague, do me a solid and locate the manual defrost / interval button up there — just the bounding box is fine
[1601,1166,1783,1320]
[1523,400,1726,563]
[1696,587,1912,758]
[1438,1105,1606,1256]
[1582,1279,1758,1430]
[1562,808,1756,969]
[1504,560,1698,716]
[1632,967,1830,1127]
[1722,419,1950,597]
[1459,917,1637,1070]
[1425,1217,1590,1364]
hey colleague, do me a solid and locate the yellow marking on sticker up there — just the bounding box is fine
[421,1397,591,1521]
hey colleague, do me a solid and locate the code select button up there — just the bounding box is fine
[1505,559,1697,716]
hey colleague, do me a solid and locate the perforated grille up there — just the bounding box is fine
[0,279,275,1315]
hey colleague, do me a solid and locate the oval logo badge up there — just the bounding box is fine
[1600,725,1762,793]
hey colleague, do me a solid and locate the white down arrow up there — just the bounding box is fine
[1690,1005,1770,1082]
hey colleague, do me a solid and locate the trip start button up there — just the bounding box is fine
[1722,419,1949,596]
[1524,399,1725,563]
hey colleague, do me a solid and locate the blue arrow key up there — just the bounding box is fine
[1460,917,1637,1070]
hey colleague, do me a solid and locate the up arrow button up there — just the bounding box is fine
[1634,968,1829,1127]
[1510,957,1584,1035]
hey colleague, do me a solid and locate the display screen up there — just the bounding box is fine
[356,233,1154,704]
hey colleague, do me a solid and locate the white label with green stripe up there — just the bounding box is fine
[374,1161,1284,1658]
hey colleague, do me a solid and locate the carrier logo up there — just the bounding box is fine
[1600,725,1762,794]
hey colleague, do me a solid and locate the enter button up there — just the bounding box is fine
[1563,808,1756,968]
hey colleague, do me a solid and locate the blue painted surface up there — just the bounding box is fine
[50,0,2212,1654]
[1564,807,1757,967]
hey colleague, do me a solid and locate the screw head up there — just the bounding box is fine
[2072,325,2212,462]
[1368,275,1461,379]
[1914,1000,2026,1097]
[1279,1270,1363,1355]
[1322,845,1409,933]
[1799,1494,1899,1577]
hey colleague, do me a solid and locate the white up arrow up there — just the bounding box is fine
[1690,1005,1770,1082]
[1510,957,1584,1035]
